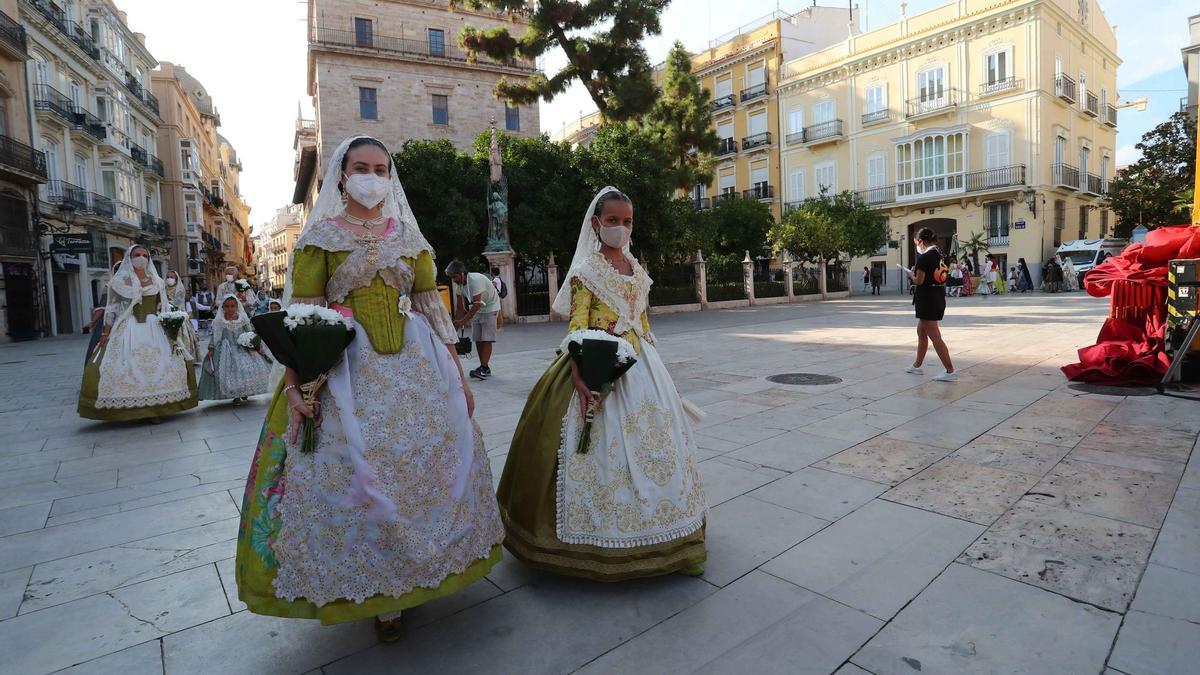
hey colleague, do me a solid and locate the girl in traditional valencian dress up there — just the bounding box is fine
[198,294,270,404]
[497,187,707,581]
[78,246,197,422]
[234,136,502,641]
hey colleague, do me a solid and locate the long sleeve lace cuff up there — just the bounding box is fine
[411,289,457,344]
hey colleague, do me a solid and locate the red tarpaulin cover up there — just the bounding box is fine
[1062,225,1200,385]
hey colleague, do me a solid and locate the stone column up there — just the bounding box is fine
[818,259,828,298]
[484,250,518,322]
[782,251,794,301]
[742,250,756,305]
[546,253,561,320]
[693,249,707,309]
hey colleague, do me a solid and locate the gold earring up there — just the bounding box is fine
[340,190,349,207]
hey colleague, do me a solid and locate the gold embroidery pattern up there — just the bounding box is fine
[624,399,677,487]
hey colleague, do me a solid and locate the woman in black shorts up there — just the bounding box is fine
[903,227,956,382]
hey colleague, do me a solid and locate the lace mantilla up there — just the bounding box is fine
[566,252,653,338]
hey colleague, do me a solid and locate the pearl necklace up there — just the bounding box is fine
[341,211,387,266]
[341,211,388,230]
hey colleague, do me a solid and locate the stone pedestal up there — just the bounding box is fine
[547,254,562,320]
[693,250,708,309]
[819,259,828,298]
[782,251,794,300]
[742,251,756,305]
[484,249,517,322]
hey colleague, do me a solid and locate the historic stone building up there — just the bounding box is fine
[23,0,168,336]
[689,6,857,222]
[300,0,542,198]
[0,0,46,342]
[153,62,251,294]
[778,0,1119,289]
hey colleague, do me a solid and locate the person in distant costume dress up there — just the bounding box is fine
[78,246,198,422]
[234,136,503,642]
[497,187,707,581]
[199,294,270,403]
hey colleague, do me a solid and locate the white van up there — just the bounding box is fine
[1055,238,1128,280]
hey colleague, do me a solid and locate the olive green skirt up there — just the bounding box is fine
[77,342,198,421]
[497,352,706,582]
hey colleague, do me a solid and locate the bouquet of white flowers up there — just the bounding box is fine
[235,279,251,292]
[252,304,355,453]
[236,331,261,350]
[158,310,190,355]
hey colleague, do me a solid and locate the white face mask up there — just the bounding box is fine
[166,278,176,286]
[131,257,148,270]
[597,224,631,250]
[343,173,391,210]
[225,274,234,282]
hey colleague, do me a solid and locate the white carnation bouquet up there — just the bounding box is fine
[158,310,190,355]
[235,278,251,292]
[236,331,261,350]
[282,303,353,330]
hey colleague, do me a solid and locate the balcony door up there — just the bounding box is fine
[751,165,769,197]
[985,131,1011,187]
[1079,147,1090,190]
[917,67,946,112]
[866,153,886,202]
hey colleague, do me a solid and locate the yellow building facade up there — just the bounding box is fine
[690,7,855,223]
[778,0,1119,289]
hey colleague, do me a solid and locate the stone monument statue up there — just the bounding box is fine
[485,121,512,253]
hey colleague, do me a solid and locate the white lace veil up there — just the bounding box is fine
[281,134,432,307]
[550,186,628,317]
[108,244,165,302]
[212,293,250,333]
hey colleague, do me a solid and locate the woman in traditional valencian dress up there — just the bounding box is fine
[78,246,198,422]
[198,294,270,404]
[497,187,707,581]
[235,136,503,641]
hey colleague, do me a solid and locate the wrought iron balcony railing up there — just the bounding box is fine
[987,235,1010,247]
[861,108,889,125]
[802,119,844,144]
[65,20,99,60]
[1104,104,1118,128]
[1084,92,1099,117]
[0,134,47,180]
[966,164,1027,192]
[33,84,74,124]
[72,107,106,141]
[906,88,959,118]
[1055,74,1077,103]
[129,142,149,167]
[741,132,772,151]
[1051,163,1080,189]
[710,94,735,112]
[980,76,1022,96]
[852,164,1026,207]
[716,137,737,156]
[691,197,711,210]
[740,82,768,102]
[743,184,774,200]
[0,9,28,57]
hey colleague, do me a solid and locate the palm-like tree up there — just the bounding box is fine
[959,231,991,272]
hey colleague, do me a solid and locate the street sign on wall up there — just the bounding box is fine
[1014,219,1026,230]
[49,233,93,254]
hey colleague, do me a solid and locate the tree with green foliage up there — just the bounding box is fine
[392,140,487,267]
[1107,111,1197,237]
[768,190,889,264]
[638,41,718,191]
[697,196,773,258]
[454,0,669,121]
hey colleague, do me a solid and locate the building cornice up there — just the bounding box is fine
[778,1,1119,95]
[695,41,777,79]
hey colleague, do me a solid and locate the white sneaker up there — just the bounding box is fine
[904,366,924,375]
[932,371,958,382]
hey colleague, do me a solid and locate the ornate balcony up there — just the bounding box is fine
[987,235,1010,247]
[802,120,844,146]
[1104,104,1118,128]
[743,183,774,200]
[741,132,772,151]
[710,94,735,112]
[906,89,959,119]
[71,107,106,142]
[715,137,738,157]
[691,197,711,211]
[1051,163,1080,190]
[853,164,1026,207]
[129,142,149,168]
[1055,74,1077,104]
[0,9,28,59]
[861,108,890,125]
[740,82,768,103]
[1085,173,1106,197]
[1084,92,1099,117]
[980,77,1022,97]
[0,134,47,181]
[32,84,74,125]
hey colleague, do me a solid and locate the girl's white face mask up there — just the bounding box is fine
[166,277,176,286]
[343,173,391,209]
[225,274,234,282]
[131,257,148,270]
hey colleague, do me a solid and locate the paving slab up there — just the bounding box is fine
[988,412,1100,447]
[701,495,828,587]
[1128,562,1200,623]
[1109,610,1200,675]
[726,432,856,472]
[1027,459,1179,529]
[325,575,715,675]
[960,500,1157,611]
[214,557,246,614]
[947,434,1072,476]
[852,563,1119,675]
[763,500,983,620]
[885,407,1013,450]
[1077,422,1197,464]
[1149,486,1200,575]
[581,571,881,675]
[0,564,228,674]
[698,457,786,507]
[0,566,29,620]
[0,501,50,538]
[749,467,888,522]
[800,410,914,444]
[1027,392,1120,421]
[815,436,953,486]
[883,457,1041,525]
[58,640,164,675]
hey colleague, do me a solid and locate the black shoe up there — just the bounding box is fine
[469,367,489,380]
[479,366,492,377]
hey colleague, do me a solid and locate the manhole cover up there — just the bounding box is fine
[767,373,843,386]
[1067,383,1156,397]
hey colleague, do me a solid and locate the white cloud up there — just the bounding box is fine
[1115,143,1141,167]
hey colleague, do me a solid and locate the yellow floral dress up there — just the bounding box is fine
[498,272,707,582]
[234,217,503,624]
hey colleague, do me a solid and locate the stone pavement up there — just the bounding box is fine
[0,293,1197,674]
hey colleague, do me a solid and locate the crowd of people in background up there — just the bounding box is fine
[939,254,1078,298]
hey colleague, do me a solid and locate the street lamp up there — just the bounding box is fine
[1020,188,1038,217]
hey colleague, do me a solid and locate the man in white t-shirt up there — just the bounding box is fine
[446,260,500,380]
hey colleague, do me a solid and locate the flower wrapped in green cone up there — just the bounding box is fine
[563,330,637,454]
